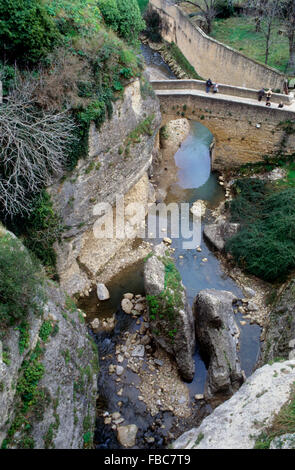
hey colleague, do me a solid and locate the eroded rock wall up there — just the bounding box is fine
[49,78,161,296]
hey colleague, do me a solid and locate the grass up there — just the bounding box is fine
[211,16,289,73]
[255,383,295,449]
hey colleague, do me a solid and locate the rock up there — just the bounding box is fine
[190,200,207,217]
[124,293,134,300]
[144,243,195,381]
[194,289,244,404]
[194,394,204,400]
[131,345,145,357]
[247,300,259,311]
[134,303,144,313]
[163,237,172,245]
[171,360,295,449]
[203,221,240,252]
[117,425,138,448]
[270,433,295,449]
[289,350,295,360]
[116,366,124,376]
[154,359,163,367]
[121,298,133,314]
[112,412,121,420]
[261,279,295,364]
[117,354,124,363]
[90,318,100,332]
[243,287,256,298]
[141,335,151,346]
[289,339,295,349]
[96,283,110,301]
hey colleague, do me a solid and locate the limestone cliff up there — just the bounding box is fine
[0,229,97,449]
[49,77,161,297]
[172,359,295,449]
[261,279,295,364]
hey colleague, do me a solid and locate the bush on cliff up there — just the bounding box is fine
[226,179,295,282]
[98,0,145,43]
[0,0,59,64]
[0,233,45,327]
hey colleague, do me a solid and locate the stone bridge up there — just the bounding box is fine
[152,79,295,169]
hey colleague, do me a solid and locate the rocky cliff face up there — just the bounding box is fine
[0,231,97,449]
[49,77,161,297]
[261,279,295,364]
[144,242,195,381]
[172,359,295,449]
[194,289,244,405]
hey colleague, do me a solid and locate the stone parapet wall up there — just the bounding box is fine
[149,0,286,90]
[152,79,293,105]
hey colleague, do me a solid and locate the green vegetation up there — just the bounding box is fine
[0,234,45,328]
[254,383,295,449]
[39,321,53,342]
[226,178,295,282]
[166,42,203,79]
[6,191,64,276]
[211,16,289,73]
[98,0,145,43]
[0,0,59,65]
[2,342,46,449]
[18,322,30,355]
[138,0,149,13]
[122,114,155,158]
[146,255,183,340]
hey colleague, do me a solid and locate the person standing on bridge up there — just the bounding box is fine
[205,78,213,93]
[258,88,265,102]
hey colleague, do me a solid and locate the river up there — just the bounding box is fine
[79,46,261,449]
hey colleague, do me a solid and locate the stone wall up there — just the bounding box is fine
[157,91,295,169]
[152,79,293,105]
[149,0,286,90]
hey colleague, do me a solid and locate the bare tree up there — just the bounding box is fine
[279,0,295,74]
[260,0,282,64]
[0,75,77,217]
[175,0,218,34]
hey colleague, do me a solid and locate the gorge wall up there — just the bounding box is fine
[49,77,161,297]
[149,0,286,90]
[0,227,97,449]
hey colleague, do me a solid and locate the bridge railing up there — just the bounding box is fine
[151,80,293,106]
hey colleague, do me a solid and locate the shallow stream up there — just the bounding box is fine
[79,47,261,449]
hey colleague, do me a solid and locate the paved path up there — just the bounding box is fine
[153,87,295,114]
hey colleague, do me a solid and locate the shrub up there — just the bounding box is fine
[0,233,45,327]
[0,0,59,64]
[0,76,76,217]
[45,0,102,38]
[226,179,295,282]
[98,0,145,43]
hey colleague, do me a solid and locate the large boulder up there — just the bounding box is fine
[171,360,295,449]
[203,220,240,252]
[144,243,195,381]
[261,278,295,364]
[194,289,244,405]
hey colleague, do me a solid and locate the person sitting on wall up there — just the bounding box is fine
[266,89,272,106]
[278,101,284,108]
[258,88,265,102]
[213,83,219,93]
[205,78,213,93]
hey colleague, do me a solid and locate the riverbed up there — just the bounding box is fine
[79,47,261,449]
